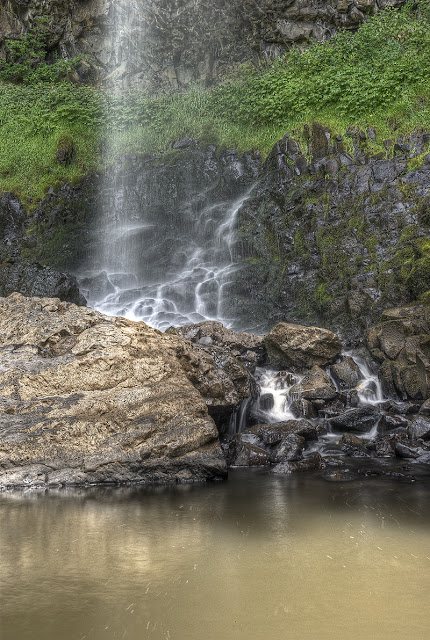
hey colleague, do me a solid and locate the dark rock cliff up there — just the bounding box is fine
[232,125,430,340]
[0,0,405,89]
[2,127,429,341]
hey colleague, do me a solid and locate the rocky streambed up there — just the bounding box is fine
[1,293,430,488]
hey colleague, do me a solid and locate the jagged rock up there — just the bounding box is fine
[289,397,318,419]
[330,406,380,433]
[367,303,430,401]
[166,321,265,373]
[0,258,86,306]
[330,356,362,389]
[0,0,403,90]
[265,323,341,370]
[408,415,430,441]
[172,338,257,435]
[0,293,227,487]
[289,366,338,401]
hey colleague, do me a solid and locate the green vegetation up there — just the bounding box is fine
[0,17,83,84]
[1,1,430,202]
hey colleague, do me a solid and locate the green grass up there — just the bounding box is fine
[1,0,430,203]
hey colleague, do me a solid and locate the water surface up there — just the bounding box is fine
[1,470,430,640]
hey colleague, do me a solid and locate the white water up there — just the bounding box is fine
[347,352,385,405]
[78,0,256,332]
[252,369,302,423]
[80,187,255,331]
[251,354,387,434]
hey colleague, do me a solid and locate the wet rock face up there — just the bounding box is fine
[0,258,86,306]
[265,322,341,370]
[0,293,227,487]
[233,129,430,339]
[0,0,405,90]
[367,303,430,402]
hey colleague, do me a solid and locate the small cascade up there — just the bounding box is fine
[251,368,303,424]
[80,187,255,331]
[346,352,385,405]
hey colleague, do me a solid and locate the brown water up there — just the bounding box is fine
[1,469,430,640]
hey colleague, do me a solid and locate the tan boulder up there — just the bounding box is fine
[264,322,341,370]
[0,293,227,487]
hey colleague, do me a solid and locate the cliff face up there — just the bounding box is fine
[2,128,429,342]
[0,0,405,89]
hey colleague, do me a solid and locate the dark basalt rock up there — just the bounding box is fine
[329,406,380,433]
[408,415,430,441]
[272,452,323,475]
[379,413,410,433]
[231,442,269,467]
[0,258,86,306]
[268,433,305,464]
[245,420,319,444]
[330,357,362,389]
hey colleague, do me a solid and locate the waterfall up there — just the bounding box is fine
[78,1,255,331]
[81,185,255,331]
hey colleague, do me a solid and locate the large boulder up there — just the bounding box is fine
[265,322,341,370]
[0,293,227,487]
[330,356,362,389]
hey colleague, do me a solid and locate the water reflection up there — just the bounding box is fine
[1,471,430,639]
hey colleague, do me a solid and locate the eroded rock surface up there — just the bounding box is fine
[0,0,405,90]
[0,293,227,487]
[265,322,341,370]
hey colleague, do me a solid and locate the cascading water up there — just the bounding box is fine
[78,1,257,332]
[80,185,255,331]
[346,352,385,405]
[249,353,388,442]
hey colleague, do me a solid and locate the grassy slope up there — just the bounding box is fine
[0,1,429,204]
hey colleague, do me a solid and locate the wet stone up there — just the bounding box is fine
[289,397,318,419]
[408,415,430,441]
[269,433,305,464]
[248,420,319,444]
[379,413,410,433]
[330,357,362,389]
[271,452,323,475]
[232,442,269,467]
[258,393,275,411]
[290,366,337,401]
[330,406,380,433]
[339,433,370,458]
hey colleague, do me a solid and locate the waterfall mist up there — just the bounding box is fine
[79,1,258,331]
